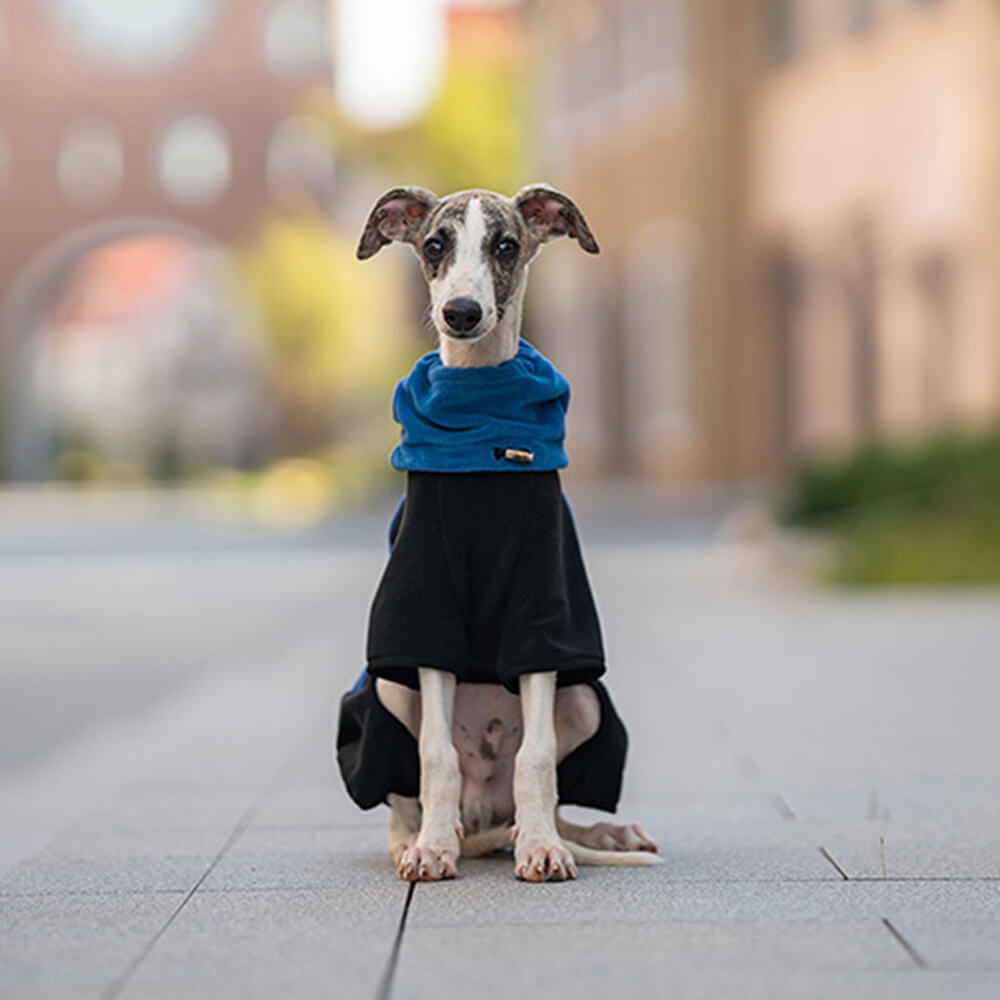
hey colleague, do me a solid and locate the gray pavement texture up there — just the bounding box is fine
[1,490,999,999]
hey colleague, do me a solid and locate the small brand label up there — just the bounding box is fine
[495,447,534,465]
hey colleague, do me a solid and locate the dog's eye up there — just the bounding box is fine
[423,237,445,262]
[494,237,519,262]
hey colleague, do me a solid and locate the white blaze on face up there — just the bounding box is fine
[432,196,496,338]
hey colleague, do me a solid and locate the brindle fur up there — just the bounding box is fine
[358,186,598,340]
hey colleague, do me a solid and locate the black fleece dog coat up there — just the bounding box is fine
[336,342,628,813]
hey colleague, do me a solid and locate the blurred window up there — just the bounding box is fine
[844,0,875,34]
[764,247,806,462]
[35,0,220,69]
[558,0,617,112]
[764,0,799,65]
[263,0,329,76]
[623,221,695,462]
[620,0,687,91]
[157,116,231,207]
[267,116,335,198]
[842,226,879,436]
[914,252,954,421]
[58,119,124,207]
[0,130,9,190]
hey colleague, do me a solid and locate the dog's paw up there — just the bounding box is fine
[580,821,658,854]
[514,833,577,882]
[397,830,460,882]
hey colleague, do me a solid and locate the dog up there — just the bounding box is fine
[339,185,658,882]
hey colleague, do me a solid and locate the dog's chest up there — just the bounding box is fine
[452,684,522,832]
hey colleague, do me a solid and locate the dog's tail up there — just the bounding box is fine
[460,828,661,867]
[563,840,662,867]
[460,828,515,857]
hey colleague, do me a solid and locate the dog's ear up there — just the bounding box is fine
[513,184,600,254]
[357,187,439,260]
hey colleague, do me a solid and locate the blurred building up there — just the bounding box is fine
[530,0,757,484]
[749,0,1000,467]
[35,238,270,477]
[0,0,333,477]
[532,0,1000,487]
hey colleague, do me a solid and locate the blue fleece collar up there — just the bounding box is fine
[390,339,570,473]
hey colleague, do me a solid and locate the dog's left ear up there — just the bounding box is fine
[357,186,439,260]
[514,184,600,254]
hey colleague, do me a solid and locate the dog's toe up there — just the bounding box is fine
[398,844,458,882]
[628,823,658,853]
[397,849,417,881]
[584,821,658,854]
[515,841,577,882]
[545,846,576,881]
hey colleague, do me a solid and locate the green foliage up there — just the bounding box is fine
[237,211,410,457]
[832,506,1000,586]
[781,430,1000,585]
[784,430,1000,523]
[50,448,105,484]
[418,55,528,194]
[306,52,529,195]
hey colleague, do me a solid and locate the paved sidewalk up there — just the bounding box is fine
[1,528,999,999]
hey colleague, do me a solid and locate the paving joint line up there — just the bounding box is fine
[99,716,321,999]
[882,917,929,969]
[102,803,259,1000]
[818,846,850,880]
[770,793,797,821]
[375,881,417,1000]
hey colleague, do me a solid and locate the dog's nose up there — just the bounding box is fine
[443,298,483,334]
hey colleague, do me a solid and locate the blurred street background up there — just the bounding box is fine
[2,3,1000,997]
[2,0,1000,818]
[2,0,1000,580]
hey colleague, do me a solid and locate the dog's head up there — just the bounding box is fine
[356,185,599,344]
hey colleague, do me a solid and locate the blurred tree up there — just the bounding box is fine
[238,211,408,456]
[306,47,530,195]
[418,53,528,194]
[239,12,530,469]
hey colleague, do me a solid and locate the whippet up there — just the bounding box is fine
[341,185,658,882]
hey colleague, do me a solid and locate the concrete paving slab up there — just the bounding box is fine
[3,524,999,999]
[0,824,225,898]
[118,887,402,1000]
[395,966,999,1000]
[391,920,911,1000]
[405,862,1000,926]
[69,781,271,836]
[816,827,1000,880]
[202,822,388,891]
[650,834,836,882]
[253,781,366,828]
[897,920,1000,971]
[0,890,185,1000]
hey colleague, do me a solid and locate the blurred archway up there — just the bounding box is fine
[1,218,271,481]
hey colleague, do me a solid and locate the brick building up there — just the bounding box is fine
[0,0,333,476]
[531,0,1000,487]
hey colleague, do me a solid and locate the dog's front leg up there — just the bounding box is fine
[513,671,577,881]
[397,667,462,881]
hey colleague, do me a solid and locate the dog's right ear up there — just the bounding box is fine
[356,187,439,260]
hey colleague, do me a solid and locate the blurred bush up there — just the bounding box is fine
[782,431,1000,585]
[198,446,391,532]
